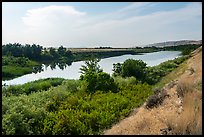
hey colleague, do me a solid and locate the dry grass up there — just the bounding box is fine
[165,83,202,135]
[176,82,194,98]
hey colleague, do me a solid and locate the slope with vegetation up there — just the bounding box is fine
[104,46,202,135]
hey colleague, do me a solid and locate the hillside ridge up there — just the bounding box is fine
[145,40,202,47]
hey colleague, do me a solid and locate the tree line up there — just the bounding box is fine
[2,43,73,63]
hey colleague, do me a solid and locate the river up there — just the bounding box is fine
[2,51,181,85]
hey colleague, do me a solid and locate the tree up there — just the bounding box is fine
[58,46,66,56]
[49,47,59,59]
[80,58,102,76]
[112,63,122,76]
[79,58,118,93]
[95,72,118,92]
[121,59,147,82]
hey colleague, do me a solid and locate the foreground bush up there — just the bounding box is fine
[2,84,70,135]
[43,83,153,135]
[2,78,153,135]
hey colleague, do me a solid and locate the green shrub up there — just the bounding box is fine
[2,84,70,135]
[2,78,64,96]
[3,74,153,135]
[121,59,147,81]
[42,83,153,135]
[114,76,137,90]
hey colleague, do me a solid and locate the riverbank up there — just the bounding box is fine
[2,48,142,80]
[2,56,40,81]
[3,51,182,85]
[104,46,202,135]
[2,43,200,80]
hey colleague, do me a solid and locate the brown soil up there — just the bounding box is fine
[103,47,202,135]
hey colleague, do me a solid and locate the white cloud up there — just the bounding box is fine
[22,5,86,29]
[6,2,201,47]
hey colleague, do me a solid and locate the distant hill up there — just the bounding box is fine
[145,40,202,47]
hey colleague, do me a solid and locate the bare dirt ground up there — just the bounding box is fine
[104,47,202,135]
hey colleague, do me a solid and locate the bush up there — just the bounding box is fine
[79,58,118,93]
[114,76,137,90]
[2,78,64,96]
[2,84,70,135]
[63,80,82,93]
[95,72,118,93]
[146,89,168,109]
[42,83,153,135]
[82,72,118,93]
[121,59,147,81]
[146,94,161,109]
[3,76,153,135]
[2,95,47,135]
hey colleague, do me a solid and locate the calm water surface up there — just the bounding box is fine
[2,51,181,85]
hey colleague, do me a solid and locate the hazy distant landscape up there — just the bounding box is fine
[2,2,202,135]
[145,40,202,47]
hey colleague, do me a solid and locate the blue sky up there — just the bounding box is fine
[2,2,202,48]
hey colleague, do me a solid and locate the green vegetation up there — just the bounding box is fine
[72,50,138,61]
[153,58,188,90]
[2,56,40,80]
[144,55,189,85]
[79,58,118,93]
[2,72,153,135]
[2,43,200,80]
[121,59,147,81]
[2,78,65,96]
[133,46,163,53]
[162,44,201,55]
[2,52,192,135]
[2,43,73,62]
[113,55,189,85]
[2,43,200,135]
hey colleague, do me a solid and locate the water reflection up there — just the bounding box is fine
[33,65,44,74]
[3,51,181,85]
[58,62,67,70]
[33,61,73,73]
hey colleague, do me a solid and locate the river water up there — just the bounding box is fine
[2,51,181,85]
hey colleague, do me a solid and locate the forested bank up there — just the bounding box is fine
[2,43,201,80]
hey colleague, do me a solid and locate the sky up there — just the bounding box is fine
[2,2,202,48]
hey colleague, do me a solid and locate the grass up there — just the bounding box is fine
[153,58,188,90]
[2,56,40,80]
[2,66,34,80]
[2,78,65,96]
